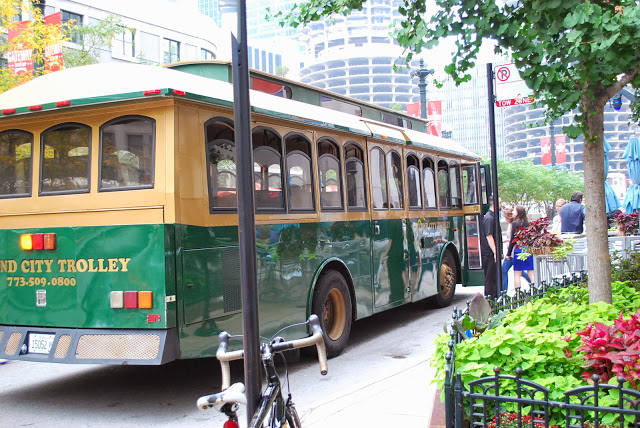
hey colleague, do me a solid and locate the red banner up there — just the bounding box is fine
[541,136,552,166]
[541,135,567,166]
[427,100,442,137]
[406,102,420,118]
[7,12,64,76]
[555,135,567,165]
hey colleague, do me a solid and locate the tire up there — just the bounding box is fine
[433,251,456,308]
[312,270,352,358]
[285,402,302,428]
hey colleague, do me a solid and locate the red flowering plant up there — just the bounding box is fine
[614,211,639,235]
[576,309,640,389]
[487,413,617,428]
[512,217,563,259]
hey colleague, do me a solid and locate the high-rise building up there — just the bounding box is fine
[32,0,221,65]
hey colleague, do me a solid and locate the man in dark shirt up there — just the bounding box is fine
[561,191,585,233]
[480,196,502,298]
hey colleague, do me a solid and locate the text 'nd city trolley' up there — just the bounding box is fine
[0,61,490,364]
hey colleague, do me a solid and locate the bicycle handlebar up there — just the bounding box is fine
[217,314,329,390]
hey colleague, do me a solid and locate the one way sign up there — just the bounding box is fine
[494,63,534,107]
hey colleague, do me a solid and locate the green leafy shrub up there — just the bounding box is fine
[432,283,640,425]
[610,251,640,290]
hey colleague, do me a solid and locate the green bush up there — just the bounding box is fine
[432,282,640,424]
[610,251,640,290]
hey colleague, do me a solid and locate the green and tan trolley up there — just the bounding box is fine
[0,61,488,364]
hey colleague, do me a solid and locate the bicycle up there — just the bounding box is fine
[197,314,328,428]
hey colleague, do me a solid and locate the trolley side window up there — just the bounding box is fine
[450,162,462,208]
[99,116,155,191]
[422,156,437,209]
[205,118,236,211]
[40,123,91,195]
[318,138,344,211]
[0,130,33,198]
[370,147,388,210]
[344,142,367,211]
[285,132,315,212]
[387,150,403,209]
[462,164,479,205]
[437,159,451,209]
[407,154,422,209]
[253,127,284,212]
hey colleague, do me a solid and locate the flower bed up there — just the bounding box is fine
[433,281,640,425]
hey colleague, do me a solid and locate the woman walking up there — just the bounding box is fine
[505,205,535,290]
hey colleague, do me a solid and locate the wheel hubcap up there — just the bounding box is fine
[324,288,346,340]
[440,262,455,296]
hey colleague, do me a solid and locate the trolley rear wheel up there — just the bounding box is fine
[432,251,456,308]
[312,270,352,358]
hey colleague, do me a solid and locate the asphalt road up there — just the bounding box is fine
[0,285,481,427]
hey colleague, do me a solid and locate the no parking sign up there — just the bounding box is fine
[494,63,534,107]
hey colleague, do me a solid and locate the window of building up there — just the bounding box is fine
[100,116,154,191]
[387,151,403,209]
[163,38,180,64]
[407,154,421,209]
[201,48,215,60]
[40,123,91,194]
[253,127,284,211]
[61,10,83,44]
[114,26,135,58]
[370,147,388,209]
[205,118,236,211]
[0,130,32,197]
[422,157,437,209]
[318,138,343,210]
[438,159,451,208]
[285,133,314,211]
[344,142,366,210]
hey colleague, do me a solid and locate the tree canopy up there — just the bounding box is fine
[495,159,584,218]
[274,0,640,303]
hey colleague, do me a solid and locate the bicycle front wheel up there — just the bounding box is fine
[284,403,302,428]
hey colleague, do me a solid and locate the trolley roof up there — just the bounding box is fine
[0,63,479,160]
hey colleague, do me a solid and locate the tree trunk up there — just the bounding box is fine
[582,100,613,304]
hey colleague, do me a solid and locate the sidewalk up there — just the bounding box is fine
[298,357,440,427]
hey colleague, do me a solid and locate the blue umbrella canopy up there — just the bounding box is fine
[623,136,640,213]
[604,137,621,213]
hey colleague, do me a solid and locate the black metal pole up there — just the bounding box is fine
[232,1,261,423]
[486,63,503,294]
[411,59,434,119]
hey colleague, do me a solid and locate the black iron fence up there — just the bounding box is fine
[443,272,640,428]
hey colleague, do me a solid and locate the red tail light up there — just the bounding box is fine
[124,291,138,308]
[20,233,56,251]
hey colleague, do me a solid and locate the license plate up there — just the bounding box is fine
[28,333,55,354]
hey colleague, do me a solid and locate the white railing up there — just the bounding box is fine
[533,234,639,286]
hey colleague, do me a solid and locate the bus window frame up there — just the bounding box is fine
[98,114,156,193]
[252,126,286,213]
[386,149,404,210]
[462,163,480,206]
[406,152,422,210]
[344,141,368,212]
[437,158,451,209]
[284,131,316,213]
[0,129,33,199]
[39,122,92,196]
[449,161,462,209]
[205,116,237,213]
[317,136,345,212]
[369,146,389,211]
[422,155,438,210]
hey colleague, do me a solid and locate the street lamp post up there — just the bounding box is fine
[410,59,434,119]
